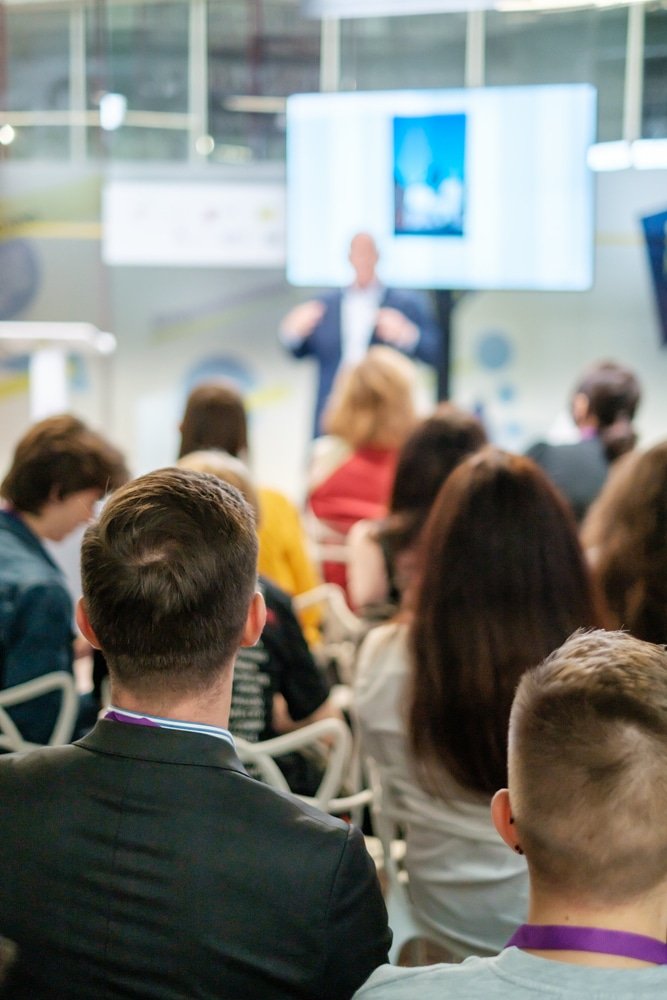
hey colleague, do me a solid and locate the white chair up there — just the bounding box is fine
[0,671,79,752]
[235,715,354,813]
[293,583,365,685]
[365,757,434,965]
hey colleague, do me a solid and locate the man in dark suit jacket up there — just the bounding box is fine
[280,233,441,435]
[0,468,390,999]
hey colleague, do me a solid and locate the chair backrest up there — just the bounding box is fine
[293,583,365,684]
[235,716,353,812]
[0,671,79,752]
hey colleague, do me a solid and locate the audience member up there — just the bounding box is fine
[354,448,602,957]
[177,449,342,794]
[347,402,486,616]
[307,345,417,595]
[355,628,667,997]
[0,467,390,998]
[178,380,321,646]
[0,414,127,743]
[527,359,641,521]
[280,231,441,435]
[582,439,667,644]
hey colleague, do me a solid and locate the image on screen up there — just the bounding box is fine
[286,85,596,291]
[393,114,466,238]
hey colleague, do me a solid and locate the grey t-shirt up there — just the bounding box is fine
[353,947,667,998]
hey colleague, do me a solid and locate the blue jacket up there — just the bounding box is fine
[287,287,441,436]
[0,510,74,743]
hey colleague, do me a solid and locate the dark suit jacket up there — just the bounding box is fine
[288,288,441,435]
[0,720,390,999]
[526,436,609,522]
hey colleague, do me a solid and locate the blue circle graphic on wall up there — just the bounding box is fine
[0,240,40,320]
[184,356,255,395]
[477,331,513,371]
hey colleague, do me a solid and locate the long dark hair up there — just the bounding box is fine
[408,447,602,797]
[377,402,486,559]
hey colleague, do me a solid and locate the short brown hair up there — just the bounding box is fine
[1,414,127,514]
[510,629,667,903]
[323,346,417,450]
[178,382,248,459]
[575,360,641,461]
[81,468,258,695]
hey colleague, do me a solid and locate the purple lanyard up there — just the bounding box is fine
[105,710,159,727]
[507,924,667,965]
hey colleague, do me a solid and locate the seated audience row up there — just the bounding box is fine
[0,402,665,997]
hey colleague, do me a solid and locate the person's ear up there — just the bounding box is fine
[491,788,523,855]
[75,598,102,649]
[240,590,266,648]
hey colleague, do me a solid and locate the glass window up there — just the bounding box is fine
[207,0,321,163]
[87,126,189,162]
[83,3,190,162]
[85,3,189,113]
[485,9,627,142]
[340,14,467,91]
[644,6,667,138]
[1,126,70,162]
[4,10,71,112]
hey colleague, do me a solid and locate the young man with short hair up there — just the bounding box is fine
[0,468,390,999]
[355,629,667,998]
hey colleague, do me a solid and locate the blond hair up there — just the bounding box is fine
[323,346,417,450]
[509,629,667,904]
[176,450,259,521]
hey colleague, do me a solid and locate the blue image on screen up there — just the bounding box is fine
[393,114,467,237]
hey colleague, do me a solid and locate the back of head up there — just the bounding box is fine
[582,440,667,643]
[381,402,487,555]
[409,447,600,796]
[575,360,641,462]
[81,467,258,696]
[176,450,260,521]
[510,628,667,904]
[1,413,128,514]
[178,382,248,459]
[323,345,417,450]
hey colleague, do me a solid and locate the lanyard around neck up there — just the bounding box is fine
[507,924,667,965]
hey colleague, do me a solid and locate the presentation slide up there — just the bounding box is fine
[286,85,596,291]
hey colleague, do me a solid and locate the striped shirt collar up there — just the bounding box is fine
[105,705,235,748]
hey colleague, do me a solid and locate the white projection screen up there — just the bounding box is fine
[286,84,597,291]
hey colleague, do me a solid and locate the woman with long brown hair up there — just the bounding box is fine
[355,447,602,957]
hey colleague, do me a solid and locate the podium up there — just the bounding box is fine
[0,323,116,421]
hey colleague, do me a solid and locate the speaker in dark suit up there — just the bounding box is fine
[280,233,441,435]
